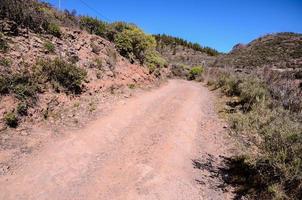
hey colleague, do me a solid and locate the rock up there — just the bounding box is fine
[105,70,114,77]
[68,33,76,40]
[75,44,82,51]
[0,20,19,36]
[0,164,10,175]
[20,130,29,136]
[10,51,22,59]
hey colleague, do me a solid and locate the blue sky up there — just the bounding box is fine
[44,0,302,52]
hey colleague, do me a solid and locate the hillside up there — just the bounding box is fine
[204,32,302,199]
[213,32,302,70]
[210,32,302,112]
[0,0,174,131]
[154,34,219,67]
[153,34,219,78]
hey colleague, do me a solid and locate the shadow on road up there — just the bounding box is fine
[193,154,269,200]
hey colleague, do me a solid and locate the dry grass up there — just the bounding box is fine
[204,68,302,199]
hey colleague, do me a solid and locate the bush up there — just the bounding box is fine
[44,41,55,53]
[221,75,241,96]
[0,0,49,33]
[0,57,11,67]
[114,25,157,64]
[214,74,268,111]
[128,83,135,89]
[229,104,302,199]
[238,77,268,110]
[80,16,107,37]
[210,71,302,199]
[11,70,40,100]
[0,70,40,100]
[0,75,10,94]
[145,51,167,73]
[46,23,61,38]
[37,58,87,94]
[188,66,203,80]
[4,112,18,128]
[0,34,9,53]
[17,102,28,116]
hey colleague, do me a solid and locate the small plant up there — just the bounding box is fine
[94,58,103,70]
[89,102,97,112]
[0,58,11,67]
[238,77,268,109]
[0,70,40,100]
[0,75,10,94]
[188,66,203,80]
[17,102,28,116]
[4,112,18,128]
[0,34,9,53]
[145,51,167,73]
[44,41,55,53]
[37,58,87,94]
[46,23,62,38]
[128,83,135,89]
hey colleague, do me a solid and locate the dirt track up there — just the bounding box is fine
[0,80,233,200]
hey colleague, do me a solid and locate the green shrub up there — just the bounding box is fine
[0,0,50,33]
[217,74,241,96]
[10,71,40,100]
[0,34,9,53]
[114,25,157,64]
[17,102,28,116]
[145,51,167,73]
[238,77,268,109]
[210,71,302,199]
[0,58,11,67]
[46,23,61,38]
[4,112,18,128]
[128,83,135,89]
[80,16,107,36]
[171,64,190,78]
[0,71,39,100]
[228,104,302,199]
[214,74,268,110]
[37,58,87,93]
[44,41,55,53]
[13,84,37,100]
[188,66,203,80]
[0,75,10,94]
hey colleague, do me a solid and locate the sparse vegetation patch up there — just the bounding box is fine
[4,111,18,128]
[188,66,203,80]
[205,69,302,199]
[36,58,87,94]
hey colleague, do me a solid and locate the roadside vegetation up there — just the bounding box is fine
[204,68,302,199]
[1,0,167,74]
[80,19,167,72]
[0,58,87,128]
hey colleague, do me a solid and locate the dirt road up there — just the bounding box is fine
[0,80,233,200]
